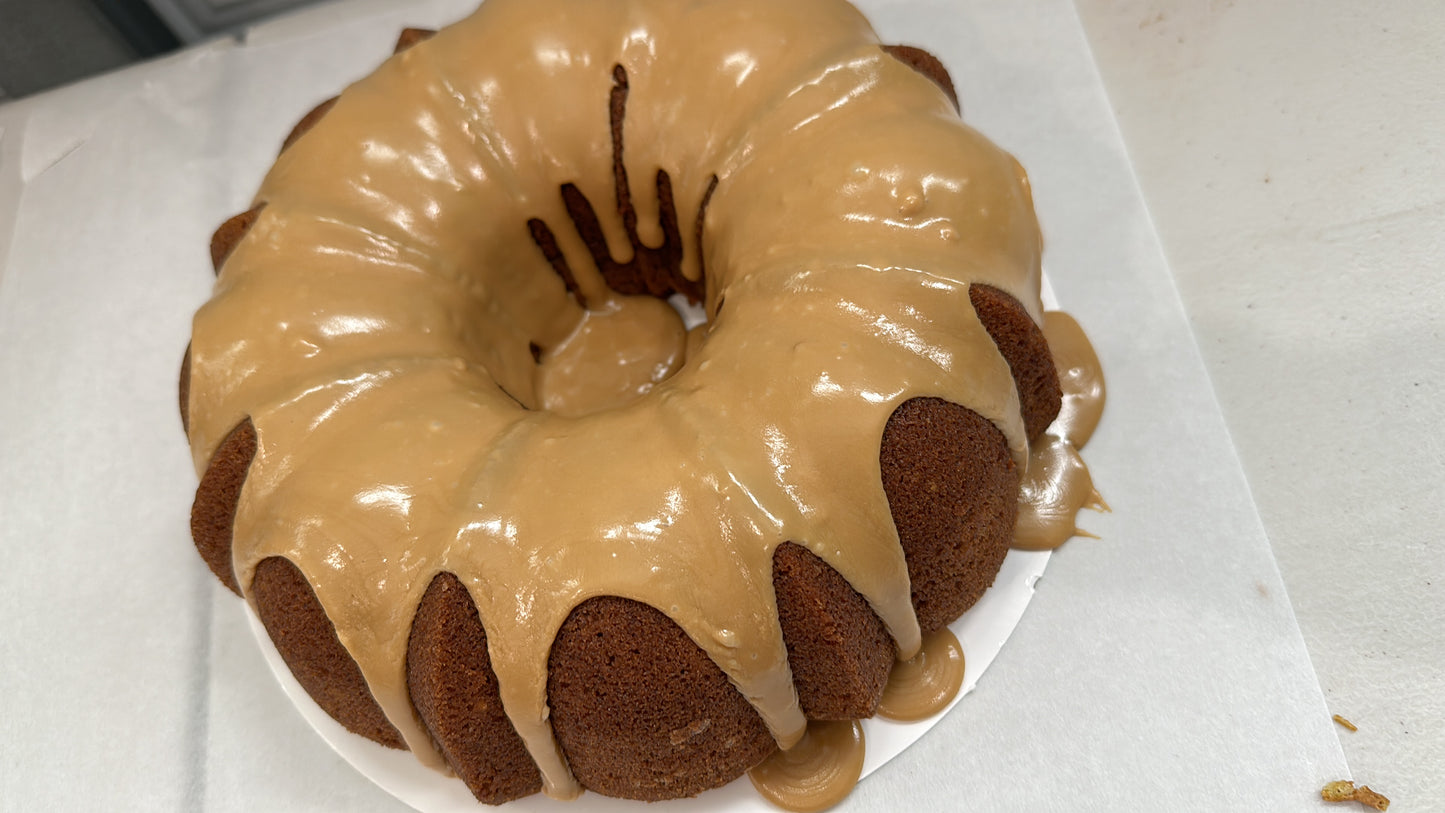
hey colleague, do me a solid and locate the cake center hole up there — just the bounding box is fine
[532,294,693,418]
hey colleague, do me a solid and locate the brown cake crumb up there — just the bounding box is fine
[1321,780,1390,810]
[1333,714,1359,732]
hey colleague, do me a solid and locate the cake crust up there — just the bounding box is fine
[253,556,407,749]
[189,418,255,595]
[773,542,894,720]
[882,398,1019,633]
[971,285,1063,442]
[408,573,544,803]
[208,203,264,273]
[547,596,776,800]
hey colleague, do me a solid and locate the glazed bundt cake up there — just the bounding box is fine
[180,0,1104,807]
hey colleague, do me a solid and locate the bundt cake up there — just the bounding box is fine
[180,0,1105,807]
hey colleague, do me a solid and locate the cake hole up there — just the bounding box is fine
[517,64,722,419]
[532,294,688,418]
[671,293,707,330]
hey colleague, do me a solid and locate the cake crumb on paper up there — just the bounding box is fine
[1321,780,1390,810]
[1332,714,1359,732]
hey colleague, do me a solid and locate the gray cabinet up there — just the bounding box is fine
[144,0,326,41]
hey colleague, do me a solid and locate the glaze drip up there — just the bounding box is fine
[748,720,866,813]
[1013,311,1108,550]
[878,627,966,722]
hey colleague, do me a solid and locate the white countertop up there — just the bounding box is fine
[1074,0,1445,804]
[0,0,1438,810]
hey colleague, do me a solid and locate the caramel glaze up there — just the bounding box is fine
[877,627,966,722]
[184,0,1104,802]
[1013,311,1108,550]
[748,720,866,813]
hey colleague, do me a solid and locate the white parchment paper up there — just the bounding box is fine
[0,0,1348,810]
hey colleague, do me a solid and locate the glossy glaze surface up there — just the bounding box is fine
[748,720,866,812]
[877,627,966,722]
[1014,312,1108,550]
[185,0,1099,800]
